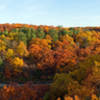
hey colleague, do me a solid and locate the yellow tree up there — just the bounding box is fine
[5,49,14,59]
[10,57,24,69]
[16,41,29,57]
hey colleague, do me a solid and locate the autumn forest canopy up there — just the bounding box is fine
[0,24,100,100]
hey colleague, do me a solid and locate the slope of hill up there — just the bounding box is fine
[0,24,100,100]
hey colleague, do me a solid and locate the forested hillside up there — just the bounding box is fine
[0,24,100,100]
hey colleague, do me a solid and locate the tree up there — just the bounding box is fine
[0,57,3,67]
[5,49,14,59]
[54,38,77,72]
[17,32,27,45]
[36,27,45,39]
[29,38,55,70]
[16,41,29,57]
[58,28,68,39]
[48,28,58,41]
[50,73,81,100]
[3,29,8,36]
[11,57,24,68]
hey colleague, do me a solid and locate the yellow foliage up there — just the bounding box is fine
[0,39,6,52]
[6,49,14,58]
[8,32,18,40]
[16,41,29,57]
[11,57,24,68]
[61,34,75,45]
[76,31,100,46]
[94,61,100,73]
[0,34,6,39]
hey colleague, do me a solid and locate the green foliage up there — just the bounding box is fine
[58,28,68,36]
[36,27,45,39]
[17,32,27,45]
[48,28,58,41]
[3,29,8,36]
[0,57,3,66]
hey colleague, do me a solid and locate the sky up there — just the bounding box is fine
[0,0,100,27]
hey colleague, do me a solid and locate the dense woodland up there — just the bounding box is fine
[0,24,100,100]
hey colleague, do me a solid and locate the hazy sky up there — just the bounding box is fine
[0,0,100,27]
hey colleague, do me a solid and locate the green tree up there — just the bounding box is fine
[26,28,36,43]
[3,29,8,36]
[17,32,27,45]
[36,27,45,39]
[58,28,68,36]
[48,29,58,41]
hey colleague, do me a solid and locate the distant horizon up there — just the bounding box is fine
[1,23,100,28]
